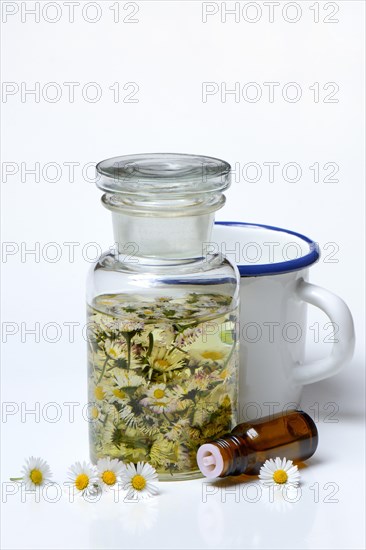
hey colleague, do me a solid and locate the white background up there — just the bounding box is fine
[1,1,365,549]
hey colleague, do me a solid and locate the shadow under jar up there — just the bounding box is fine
[87,153,240,480]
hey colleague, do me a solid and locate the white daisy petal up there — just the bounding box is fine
[121,462,159,501]
[266,459,277,472]
[126,463,137,476]
[141,462,158,480]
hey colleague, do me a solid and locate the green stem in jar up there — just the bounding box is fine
[122,333,132,368]
[97,356,110,384]
[221,341,237,372]
[147,332,154,357]
[127,340,131,368]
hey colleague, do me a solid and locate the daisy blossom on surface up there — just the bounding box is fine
[121,462,159,500]
[14,456,52,489]
[68,461,99,496]
[259,457,300,489]
[96,457,125,489]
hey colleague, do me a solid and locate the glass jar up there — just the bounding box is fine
[87,153,240,480]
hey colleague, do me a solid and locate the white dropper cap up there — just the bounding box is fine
[196,443,224,478]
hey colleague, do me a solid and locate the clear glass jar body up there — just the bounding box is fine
[87,153,240,480]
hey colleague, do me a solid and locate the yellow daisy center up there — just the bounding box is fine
[144,309,153,315]
[273,469,288,484]
[222,395,231,408]
[155,359,170,369]
[109,348,118,358]
[94,386,105,400]
[113,388,126,399]
[75,473,89,491]
[102,470,117,486]
[153,388,165,399]
[30,468,43,485]
[91,406,99,419]
[131,474,146,491]
[201,350,224,361]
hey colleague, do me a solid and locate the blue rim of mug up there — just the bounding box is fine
[215,221,320,276]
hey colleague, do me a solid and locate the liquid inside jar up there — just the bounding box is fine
[87,292,238,480]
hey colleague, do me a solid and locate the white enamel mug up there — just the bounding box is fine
[212,222,355,420]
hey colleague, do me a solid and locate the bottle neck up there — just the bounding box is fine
[215,435,249,476]
[111,211,215,260]
[196,435,248,478]
[104,193,224,260]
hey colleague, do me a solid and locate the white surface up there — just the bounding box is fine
[1,1,365,549]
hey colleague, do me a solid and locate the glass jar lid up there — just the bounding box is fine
[96,153,231,199]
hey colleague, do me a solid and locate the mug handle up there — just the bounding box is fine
[293,279,355,385]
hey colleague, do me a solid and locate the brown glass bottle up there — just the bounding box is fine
[196,410,318,478]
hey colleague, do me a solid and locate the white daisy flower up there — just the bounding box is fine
[156,296,172,303]
[139,306,157,317]
[113,371,146,390]
[68,461,100,496]
[89,371,115,401]
[140,383,178,414]
[96,457,125,489]
[17,456,52,489]
[93,384,107,401]
[145,345,186,382]
[153,325,176,346]
[87,402,108,424]
[121,462,159,500]
[99,317,125,337]
[104,339,126,360]
[190,346,229,365]
[106,370,145,405]
[119,320,145,333]
[259,457,300,490]
[107,386,129,404]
